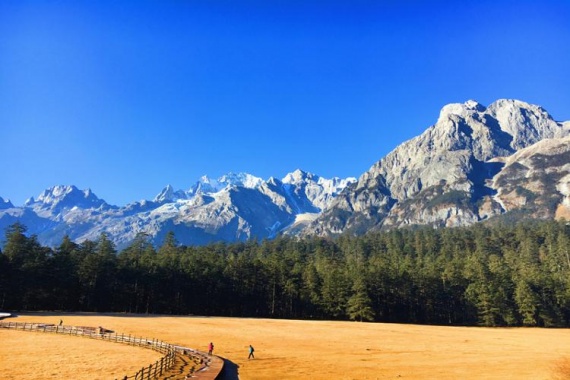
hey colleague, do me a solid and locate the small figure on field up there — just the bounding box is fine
[208,342,214,355]
[59,319,63,326]
[248,345,255,359]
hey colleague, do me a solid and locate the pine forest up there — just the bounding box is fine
[2,220,570,327]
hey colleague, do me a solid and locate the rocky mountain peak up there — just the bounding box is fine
[305,99,570,237]
[187,173,264,196]
[154,184,189,203]
[154,184,175,203]
[437,100,486,122]
[2,99,567,248]
[188,176,220,195]
[219,172,264,189]
[486,99,565,149]
[0,196,14,210]
[26,185,109,214]
[283,169,317,184]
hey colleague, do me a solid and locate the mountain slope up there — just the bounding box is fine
[0,171,355,248]
[1,99,568,248]
[304,99,570,235]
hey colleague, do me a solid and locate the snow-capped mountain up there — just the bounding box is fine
[303,99,570,236]
[24,185,114,220]
[153,173,266,203]
[2,99,568,249]
[0,171,356,248]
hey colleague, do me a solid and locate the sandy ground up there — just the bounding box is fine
[2,312,570,379]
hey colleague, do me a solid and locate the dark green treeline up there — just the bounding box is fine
[1,220,570,327]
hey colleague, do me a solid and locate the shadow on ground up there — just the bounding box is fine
[219,358,239,380]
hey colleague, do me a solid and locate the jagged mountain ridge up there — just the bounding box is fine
[304,99,570,236]
[2,99,569,248]
[0,197,14,210]
[0,170,356,248]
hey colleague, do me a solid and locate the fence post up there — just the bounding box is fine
[5,321,187,380]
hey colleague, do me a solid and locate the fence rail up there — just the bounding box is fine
[0,321,214,379]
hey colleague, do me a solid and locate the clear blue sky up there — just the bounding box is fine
[1,0,569,206]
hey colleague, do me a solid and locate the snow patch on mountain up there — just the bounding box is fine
[4,99,565,248]
[0,169,353,248]
[186,173,264,196]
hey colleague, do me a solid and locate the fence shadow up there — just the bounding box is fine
[219,358,239,380]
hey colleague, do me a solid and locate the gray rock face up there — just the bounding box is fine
[304,99,570,236]
[490,136,570,220]
[1,99,567,248]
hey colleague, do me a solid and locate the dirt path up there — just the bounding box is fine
[2,313,570,379]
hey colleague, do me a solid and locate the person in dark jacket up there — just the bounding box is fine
[248,344,255,359]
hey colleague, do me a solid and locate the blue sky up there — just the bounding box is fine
[1,1,569,206]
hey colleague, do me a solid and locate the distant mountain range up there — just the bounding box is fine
[1,99,569,248]
[0,171,356,248]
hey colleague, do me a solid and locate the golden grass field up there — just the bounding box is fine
[2,312,570,379]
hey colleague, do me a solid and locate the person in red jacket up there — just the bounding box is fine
[208,342,214,355]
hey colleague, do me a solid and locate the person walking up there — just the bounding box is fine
[248,344,255,359]
[208,342,214,355]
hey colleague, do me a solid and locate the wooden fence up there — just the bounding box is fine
[0,321,215,379]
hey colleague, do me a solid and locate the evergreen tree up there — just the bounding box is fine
[346,276,375,322]
[50,235,81,310]
[2,223,52,309]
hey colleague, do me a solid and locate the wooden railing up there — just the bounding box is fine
[0,321,220,379]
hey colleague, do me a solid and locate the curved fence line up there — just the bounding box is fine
[0,321,222,379]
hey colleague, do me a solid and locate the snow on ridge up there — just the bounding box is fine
[37,185,78,203]
[158,170,355,204]
[294,212,319,223]
[218,172,264,189]
[317,176,357,194]
[154,184,189,203]
[282,169,356,190]
[282,169,317,184]
[31,185,103,207]
[282,183,302,214]
[154,184,175,202]
[185,172,264,196]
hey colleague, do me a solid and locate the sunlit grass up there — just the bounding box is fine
[2,313,570,380]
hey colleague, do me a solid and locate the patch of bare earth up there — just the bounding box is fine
[2,313,570,379]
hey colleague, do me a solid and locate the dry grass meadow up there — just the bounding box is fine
[2,313,570,379]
